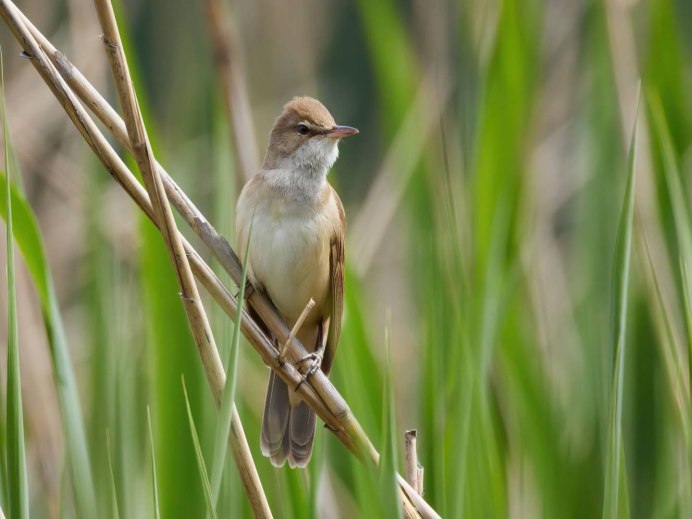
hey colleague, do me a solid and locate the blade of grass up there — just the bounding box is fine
[647,91,692,502]
[0,49,5,509]
[140,189,208,519]
[282,465,310,519]
[182,377,218,519]
[307,426,323,519]
[647,91,692,384]
[684,259,692,381]
[0,344,5,508]
[2,46,28,519]
[602,98,638,519]
[330,276,382,515]
[147,407,160,519]
[0,168,97,517]
[379,318,402,518]
[105,430,120,519]
[110,10,210,515]
[682,261,692,495]
[210,219,252,506]
[640,238,689,434]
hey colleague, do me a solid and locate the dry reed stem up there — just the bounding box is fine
[2,4,441,517]
[0,3,271,517]
[405,429,423,496]
[92,2,271,516]
[279,297,315,362]
[202,0,259,187]
[92,0,222,400]
[418,466,425,497]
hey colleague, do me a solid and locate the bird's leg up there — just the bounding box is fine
[295,321,327,389]
[278,298,315,364]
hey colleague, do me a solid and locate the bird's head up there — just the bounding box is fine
[262,96,358,175]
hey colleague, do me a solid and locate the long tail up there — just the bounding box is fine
[260,371,316,468]
[288,400,316,468]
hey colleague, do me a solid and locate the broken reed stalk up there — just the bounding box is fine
[418,463,425,496]
[405,430,424,496]
[1,3,442,517]
[0,3,271,517]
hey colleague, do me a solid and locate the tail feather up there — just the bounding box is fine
[288,402,316,468]
[260,371,318,468]
[260,371,290,467]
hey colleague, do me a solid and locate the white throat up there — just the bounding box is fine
[261,138,339,199]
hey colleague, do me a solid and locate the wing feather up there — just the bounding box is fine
[322,187,345,376]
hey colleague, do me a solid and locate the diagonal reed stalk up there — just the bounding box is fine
[0,2,440,516]
[602,96,638,519]
[91,1,271,517]
[91,0,222,405]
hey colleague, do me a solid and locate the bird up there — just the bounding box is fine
[235,96,358,468]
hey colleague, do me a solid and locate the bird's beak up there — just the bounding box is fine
[327,125,359,139]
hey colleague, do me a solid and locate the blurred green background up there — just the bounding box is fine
[1,0,692,517]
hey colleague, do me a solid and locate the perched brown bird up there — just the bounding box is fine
[236,97,357,467]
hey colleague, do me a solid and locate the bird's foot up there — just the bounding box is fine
[295,350,324,391]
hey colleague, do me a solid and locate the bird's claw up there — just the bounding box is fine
[294,351,323,391]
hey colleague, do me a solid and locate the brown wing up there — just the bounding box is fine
[321,187,345,376]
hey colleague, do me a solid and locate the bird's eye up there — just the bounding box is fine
[297,124,309,135]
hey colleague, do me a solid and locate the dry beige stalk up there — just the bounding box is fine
[418,466,425,497]
[279,298,315,363]
[91,1,271,516]
[405,430,420,495]
[1,3,443,517]
[92,0,222,400]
